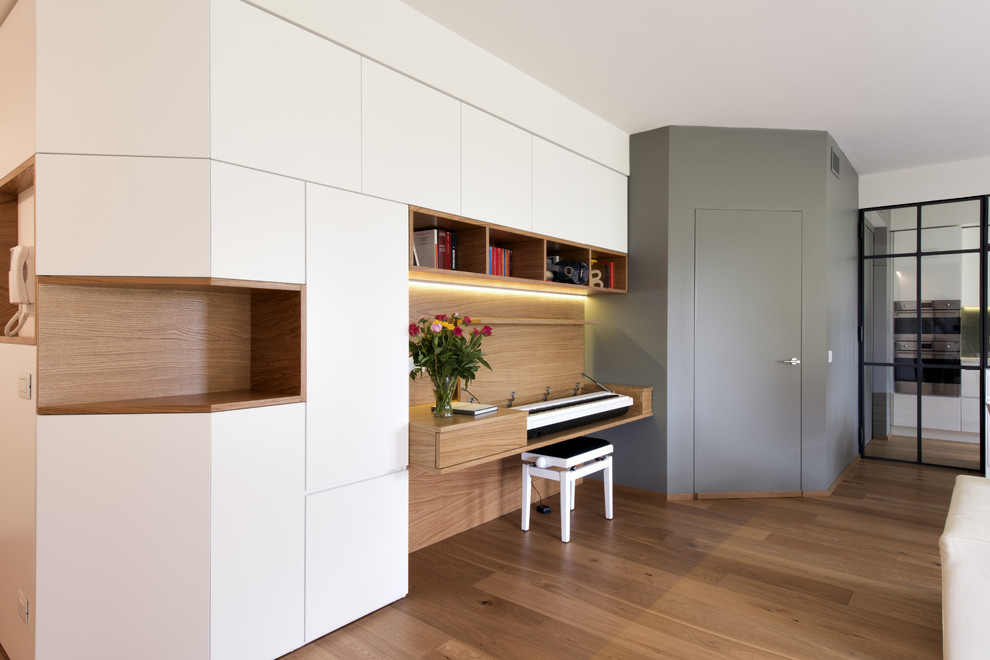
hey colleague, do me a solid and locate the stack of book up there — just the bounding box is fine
[488,245,511,276]
[413,228,456,269]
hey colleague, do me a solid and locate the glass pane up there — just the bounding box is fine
[960,251,981,359]
[921,253,963,305]
[864,257,894,364]
[890,207,917,254]
[865,365,917,461]
[920,368,980,470]
[921,199,980,252]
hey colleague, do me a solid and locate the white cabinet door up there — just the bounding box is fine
[585,160,628,252]
[305,470,408,643]
[211,162,305,283]
[35,0,209,158]
[533,137,586,244]
[0,0,35,179]
[306,184,409,491]
[211,405,305,660]
[362,60,460,213]
[35,414,211,660]
[35,154,211,277]
[211,0,361,190]
[461,105,532,231]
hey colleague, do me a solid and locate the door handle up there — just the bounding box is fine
[782,357,801,365]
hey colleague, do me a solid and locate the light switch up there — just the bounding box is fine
[827,350,833,363]
[18,372,31,400]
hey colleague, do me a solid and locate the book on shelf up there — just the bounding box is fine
[413,228,457,270]
[413,229,438,268]
[488,246,512,276]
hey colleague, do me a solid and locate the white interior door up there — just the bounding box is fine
[694,209,802,494]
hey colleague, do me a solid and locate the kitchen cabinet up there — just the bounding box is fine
[461,105,533,232]
[362,60,461,214]
[210,0,361,191]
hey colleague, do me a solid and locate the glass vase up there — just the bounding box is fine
[431,374,457,417]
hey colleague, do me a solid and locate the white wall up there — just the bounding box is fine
[245,0,629,175]
[0,0,34,177]
[860,156,990,208]
[0,345,37,660]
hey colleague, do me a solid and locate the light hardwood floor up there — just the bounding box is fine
[286,458,961,659]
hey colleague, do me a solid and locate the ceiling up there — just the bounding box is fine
[399,0,990,177]
[3,1,986,177]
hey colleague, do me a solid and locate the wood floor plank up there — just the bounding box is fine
[283,459,962,659]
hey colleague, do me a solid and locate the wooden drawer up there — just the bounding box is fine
[409,404,526,472]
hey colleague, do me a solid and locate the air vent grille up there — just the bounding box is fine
[830,147,840,179]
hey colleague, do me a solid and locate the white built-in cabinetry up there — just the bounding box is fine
[34,154,212,277]
[362,59,462,214]
[306,185,410,491]
[0,0,628,658]
[533,137,587,243]
[35,0,210,158]
[461,105,533,231]
[210,0,361,190]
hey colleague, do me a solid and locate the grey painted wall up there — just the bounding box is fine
[587,125,860,495]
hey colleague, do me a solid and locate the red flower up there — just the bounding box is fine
[481,325,493,337]
[409,323,420,336]
[453,326,463,337]
[436,314,447,321]
[463,316,472,325]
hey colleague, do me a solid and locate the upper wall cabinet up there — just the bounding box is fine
[35,0,210,158]
[211,0,361,191]
[533,137,587,244]
[0,0,35,179]
[461,106,533,232]
[211,162,305,284]
[586,160,629,252]
[35,154,211,277]
[362,60,461,214]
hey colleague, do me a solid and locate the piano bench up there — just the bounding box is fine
[521,437,613,543]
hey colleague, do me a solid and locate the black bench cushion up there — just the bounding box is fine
[528,436,611,460]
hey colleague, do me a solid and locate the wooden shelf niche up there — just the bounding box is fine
[37,277,304,414]
[0,157,36,345]
[409,206,627,295]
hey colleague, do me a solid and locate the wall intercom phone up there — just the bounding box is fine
[5,245,33,337]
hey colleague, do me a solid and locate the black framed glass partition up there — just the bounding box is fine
[860,197,988,471]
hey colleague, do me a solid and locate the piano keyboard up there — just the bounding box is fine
[515,391,633,438]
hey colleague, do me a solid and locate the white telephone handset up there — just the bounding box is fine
[5,245,33,337]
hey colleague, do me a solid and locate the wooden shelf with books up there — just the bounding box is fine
[36,276,304,414]
[408,206,627,295]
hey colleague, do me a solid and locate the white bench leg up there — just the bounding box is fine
[569,477,576,511]
[521,463,532,532]
[560,471,571,543]
[604,456,613,520]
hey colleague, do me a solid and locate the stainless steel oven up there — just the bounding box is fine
[893,300,961,396]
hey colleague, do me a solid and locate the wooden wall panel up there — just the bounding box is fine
[409,457,562,552]
[409,284,585,407]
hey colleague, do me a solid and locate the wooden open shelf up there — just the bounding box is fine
[37,276,305,414]
[409,206,627,295]
[0,157,35,346]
